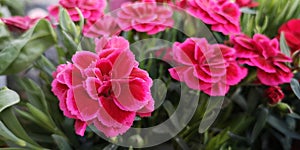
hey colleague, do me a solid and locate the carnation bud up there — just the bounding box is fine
[265,86,284,105]
[275,102,293,114]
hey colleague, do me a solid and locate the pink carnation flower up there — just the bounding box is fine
[177,0,241,35]
[48,0,106,22]
[52,36,154,137]
[230,34,293,86]
[117,2,174,35]
[83,15,121,38]
[51,63,87,136]
[1,16,40,31]
[169,38,247,96]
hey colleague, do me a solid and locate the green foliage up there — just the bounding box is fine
[0,87,19,112]
[291,78,300,99]
[0,19,57,74]
[241,0,300,37]
[0,0,25,16]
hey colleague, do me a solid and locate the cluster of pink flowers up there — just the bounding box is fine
[169,38,247,96]
[230,34,293,86]
[46,0,297,137]
[51,36,154,137]
[177,0,241,35]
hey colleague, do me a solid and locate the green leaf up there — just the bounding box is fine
[240,8,257,14]
[61,30,80,53]
[199,96,223,133]
[0,121,27,147]
[59,8,78,39]
[291,78,300,99]
[288,113,300,119]
[34,55,56,77]
[174,136,190,150]
[251,107,269,143]
[152,79,167,109]
[0,121,41,149]
[163,100,180,130]
[280,32,291,57]
[75,7,84,35]
[103,144,118,150]
[18,78,49,113]
[267,115,300,139]
[0,21,11,50]
[0,87,20,112]
[52,134,72,150]
[26,103,56,131]
[1,19,57,74]
[206,128,230,150]
[0,37,28,74]
[15,109,50,132]
[0,0,25,16]
[0,108,39,146]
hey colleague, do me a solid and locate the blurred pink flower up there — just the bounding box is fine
[169,38,247,96]
[1,16,40,31]
[235,0,259,8]
[117,2,174,35]
[83,15,121,38]
[48,0,106,22]
[108,0,132,11]
[278,19,300,54]
[231,34,293,86]
[177,0,241,35]
[52,36,154,137]
[51,63,87,136]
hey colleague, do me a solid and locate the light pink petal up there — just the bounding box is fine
[85,77,101,100]
[72,51,98,70]
[73,85,99,121]
[183,67,201,90]
[137,98,154,117]
[92,119,131,137]
[66,89,81,118]
[112,50,136,79]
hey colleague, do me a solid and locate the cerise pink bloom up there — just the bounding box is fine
[83,15,121,38]
[278,19,300,54]
[51,63,87,136]
[177,0,241,35]
[51,36,154,137]
[117,1,174,35]
[1,16,40,31]
[235,0,259,8]
[48,0,106,22]
[230,34,293,86]
[169,38,247,96]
